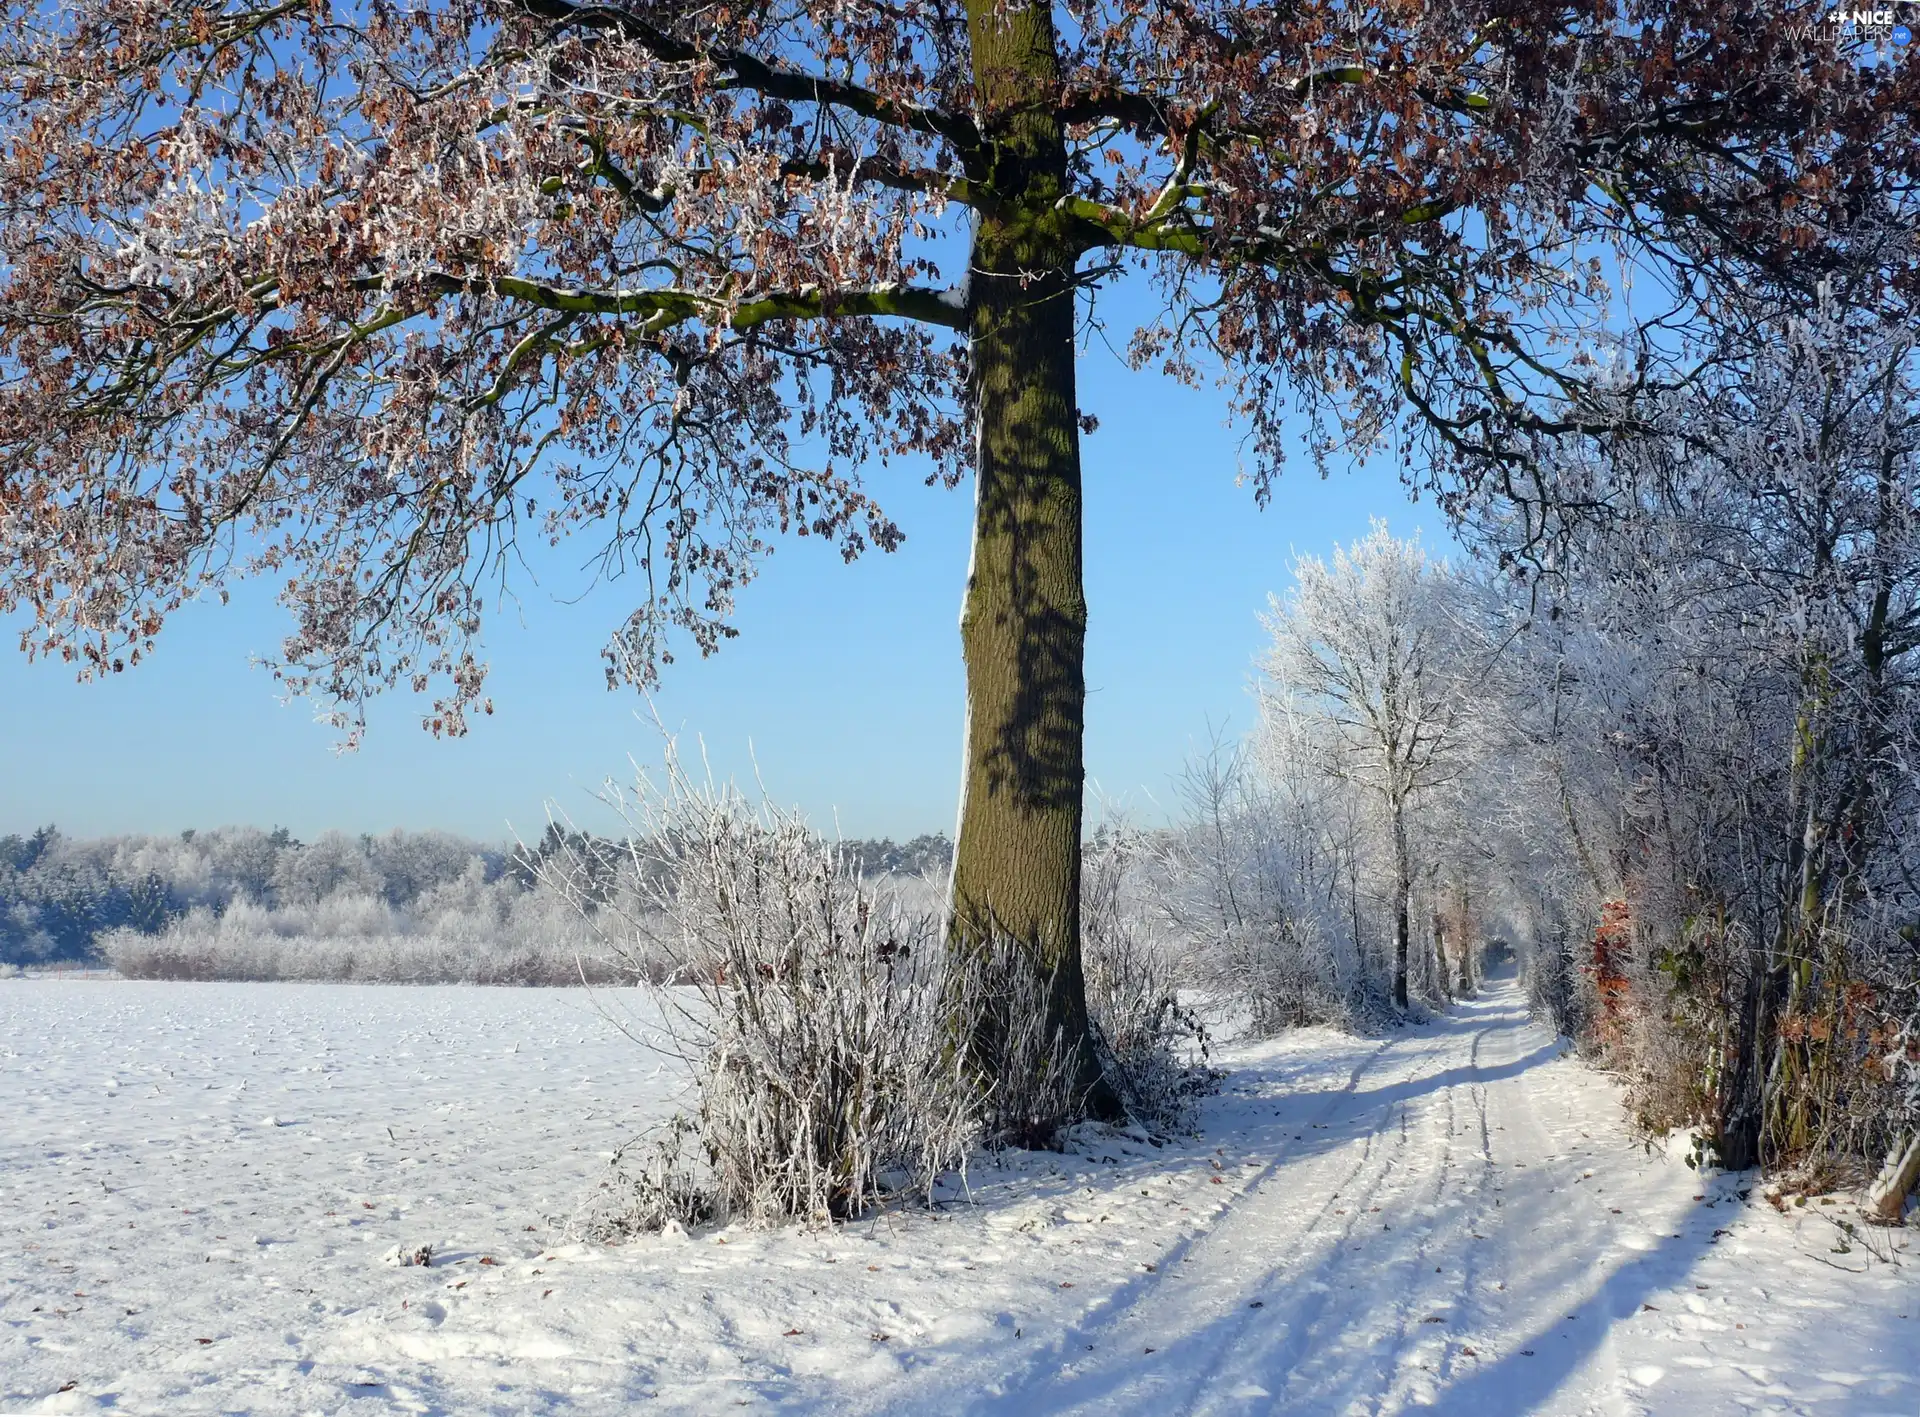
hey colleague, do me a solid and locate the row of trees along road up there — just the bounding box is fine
[0,3,1916,1121]
[1241,419,1918,1188]
[1471,287,1920,1184]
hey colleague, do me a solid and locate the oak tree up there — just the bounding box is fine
[1,2,1912,1105]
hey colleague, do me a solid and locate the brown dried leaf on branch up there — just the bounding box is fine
[0,1,1904,736]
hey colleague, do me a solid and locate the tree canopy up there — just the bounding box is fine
[2,2,1911,735]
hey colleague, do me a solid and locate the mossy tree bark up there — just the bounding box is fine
[949,0,1114,1117]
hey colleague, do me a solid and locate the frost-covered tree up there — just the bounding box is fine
[0,825,185,964]
[1150,725,1368,1029]
[271,831,383,905]
[0,2,1910,1106]
[365,827,500,907]
[1263,525,1478,1008]
[1468,275,1920,1175]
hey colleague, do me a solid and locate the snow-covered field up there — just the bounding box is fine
[3,975,1915,1415]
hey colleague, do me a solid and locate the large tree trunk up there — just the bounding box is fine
[948,0,1111,1116]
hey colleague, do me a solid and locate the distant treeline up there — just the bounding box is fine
[0,823,953,969]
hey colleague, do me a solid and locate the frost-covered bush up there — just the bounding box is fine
[99,908,622,985]
[1148,731,1387,1034]
[553,753,1210,1234]
[1520,918,1590,1046]
[550,769,980,1230]
[97,877,623,985]
[1080,825,1216,1125]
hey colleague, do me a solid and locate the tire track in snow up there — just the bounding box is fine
[918,1033,1404,1416]
[952,980,1541,1417]
[1451,985,1638,1417]
[963,1017,1487,1414]
[1240,1003,1504,1416]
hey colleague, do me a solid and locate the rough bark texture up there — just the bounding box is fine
[948,0,1110,1114]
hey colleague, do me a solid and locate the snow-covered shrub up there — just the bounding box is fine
[98,892,621,985]
[554,752,1210,1233]
[1080,825,1215,1126]
[1520,917,1590,1045]
[1861,913,1920,1185]
[1150,730,1383,1033]
[548,766,980,1230]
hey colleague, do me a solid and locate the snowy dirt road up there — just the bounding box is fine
[894,977,1920,1417]
[3,973,1915,1415]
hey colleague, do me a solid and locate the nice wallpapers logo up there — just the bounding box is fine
[1806,6,1918,46]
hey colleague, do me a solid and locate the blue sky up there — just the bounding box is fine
[0,293,1455,845]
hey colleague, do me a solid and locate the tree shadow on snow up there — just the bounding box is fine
[1417,1224,1729,1416]
[950,1220,1723,1416]
[935,984,1726,1416]
[1342,1039,1562,1114]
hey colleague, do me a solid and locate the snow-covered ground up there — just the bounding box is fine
[3,974,1915,1415]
